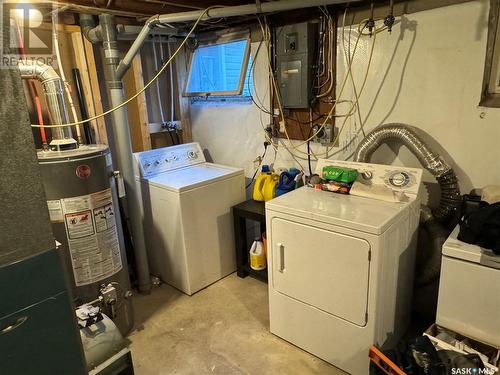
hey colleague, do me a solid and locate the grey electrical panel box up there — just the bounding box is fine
[275,22,318,109]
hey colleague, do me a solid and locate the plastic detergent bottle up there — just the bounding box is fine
[276,168,301,197]
[249,239,266,271]
[253,165,279,201]
[253,165,271,201]
[262,173,279,201]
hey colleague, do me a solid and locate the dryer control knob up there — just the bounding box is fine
[187,151,197,159]
[388,171,410,187]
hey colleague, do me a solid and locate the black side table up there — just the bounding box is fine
[232,199,267,282]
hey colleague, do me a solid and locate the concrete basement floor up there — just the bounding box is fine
[128,273,346,375]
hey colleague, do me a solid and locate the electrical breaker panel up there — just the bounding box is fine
[275,22,318,109]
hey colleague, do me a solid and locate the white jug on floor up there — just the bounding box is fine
[249,239,266,271]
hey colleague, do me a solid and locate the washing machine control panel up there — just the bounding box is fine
[315,159,423,196]
[134,142,206,178]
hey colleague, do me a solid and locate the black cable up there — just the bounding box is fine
[72,68,93,144]
[307,126,314,176]
[307,140,313,176]
[167,127,175,145]
[246,164,262,190]
[287,113,327,125]
[307,125,321,176]
[174,128,181,144]
[245,142,269,189]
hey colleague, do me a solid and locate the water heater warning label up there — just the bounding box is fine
[65,211,94,239]
[58,189,123,286]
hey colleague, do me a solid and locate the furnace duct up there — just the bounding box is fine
[18,60,76,149]
[354,123,461,222]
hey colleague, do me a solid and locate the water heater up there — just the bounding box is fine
[37,145,133,335]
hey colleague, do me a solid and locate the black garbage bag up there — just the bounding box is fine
[437,350,486,374]
[458,202,500,254]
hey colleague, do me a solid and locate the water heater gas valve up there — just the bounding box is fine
[100,284,118,306]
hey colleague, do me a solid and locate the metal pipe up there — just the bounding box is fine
[79,14,102,43]
[52,1,150,18]
[99,14,152,294]
[116,0,360,79]
[53,11,82,145]
[140,0,203,10]
[354,123,462,222]
[18,60,77,150]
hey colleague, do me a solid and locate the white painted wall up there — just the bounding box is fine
[191,0,500,195]
[190,42,275,178]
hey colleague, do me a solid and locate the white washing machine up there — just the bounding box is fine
[437,226,500,347]
[134,142,245,295]
[266,160,423,375]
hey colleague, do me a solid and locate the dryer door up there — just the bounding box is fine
[271,217,371,326]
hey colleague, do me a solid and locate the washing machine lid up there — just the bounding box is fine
[147,163,243,192]
[443,226,500,269]
[266,187,409,235]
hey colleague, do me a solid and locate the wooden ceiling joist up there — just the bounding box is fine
[55,0,266,18]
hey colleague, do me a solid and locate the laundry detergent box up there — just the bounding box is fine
[322,166,358,183]
[320,180,353,195]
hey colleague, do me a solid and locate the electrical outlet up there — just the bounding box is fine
[313,124,338,147]
[279,120,286,133]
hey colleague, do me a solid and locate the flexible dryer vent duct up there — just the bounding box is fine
[354,123,461,222]
[18,60,76,150]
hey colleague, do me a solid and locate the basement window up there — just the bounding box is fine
[480,0,500,107]
[184,37,252,101]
